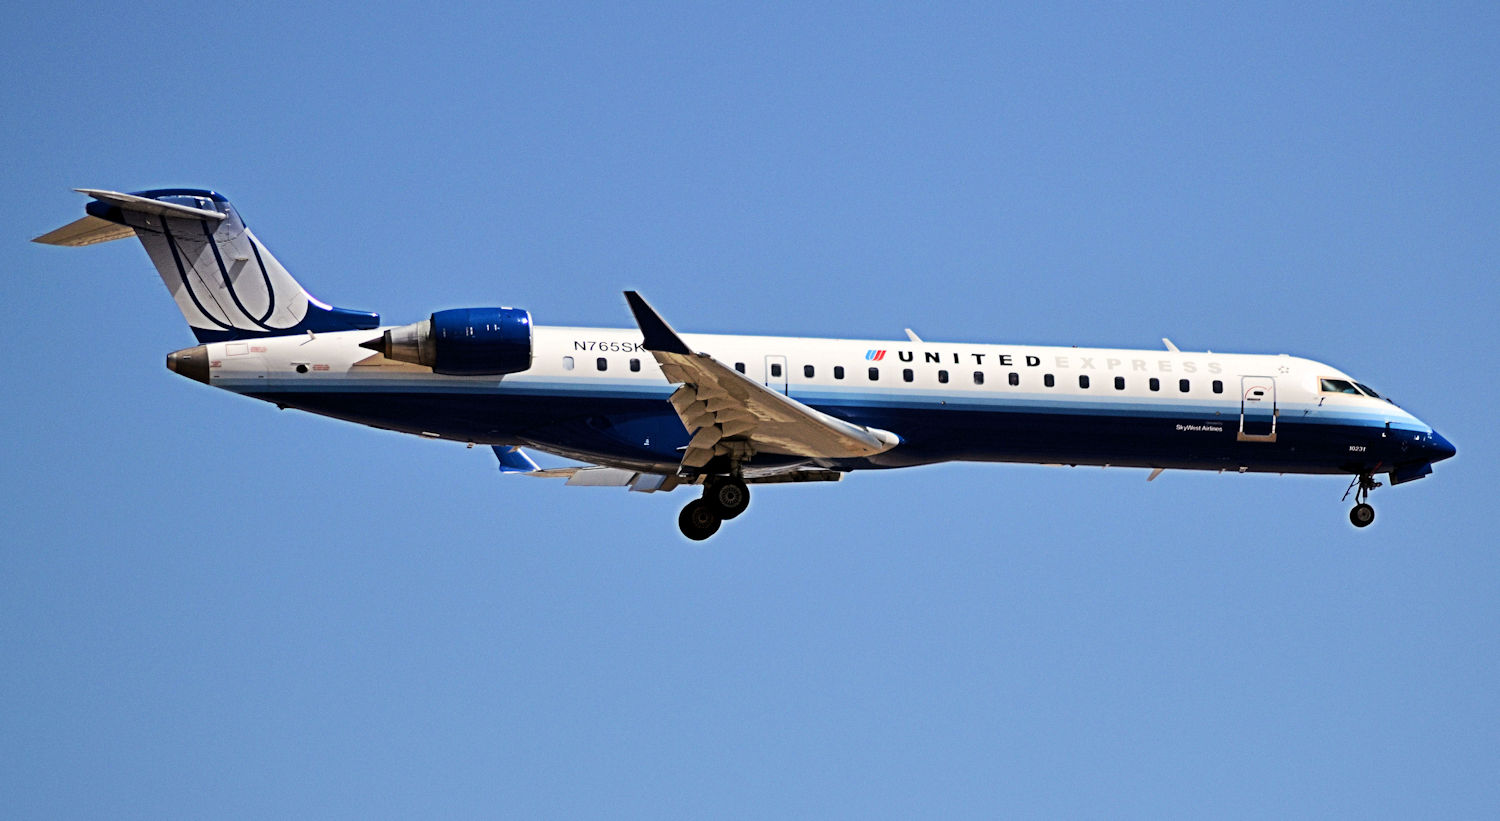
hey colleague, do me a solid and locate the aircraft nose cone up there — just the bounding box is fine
[1427,430,1457,462]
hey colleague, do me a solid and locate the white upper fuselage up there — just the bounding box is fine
[199,324,1435,476]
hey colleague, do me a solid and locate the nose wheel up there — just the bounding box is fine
[677,478,752,540]
[1342,473,1382,528]
[1349,503,1375,527]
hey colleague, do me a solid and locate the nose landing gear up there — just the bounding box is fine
[1342,473,1382,528]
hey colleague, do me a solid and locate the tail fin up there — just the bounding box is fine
[34,188,379,342]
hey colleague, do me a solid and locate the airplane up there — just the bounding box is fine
[35,188,1457,540]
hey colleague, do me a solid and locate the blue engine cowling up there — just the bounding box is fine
[366,307,533,375]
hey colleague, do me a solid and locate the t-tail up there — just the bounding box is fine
[33,188,378,342]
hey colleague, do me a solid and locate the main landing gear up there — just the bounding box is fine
[1342,472,1382,528]
[677,477,750,541]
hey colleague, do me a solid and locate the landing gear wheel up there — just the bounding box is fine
[1343,473,1382,529]
[678,499,722,541]
[708,479,750,520]
[1350,503,1375,528]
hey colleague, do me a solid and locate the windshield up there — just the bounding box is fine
[1355,382,1394,403]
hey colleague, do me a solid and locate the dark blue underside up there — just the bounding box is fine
[247,389,1442,476]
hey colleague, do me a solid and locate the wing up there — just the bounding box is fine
[624,291,900,470]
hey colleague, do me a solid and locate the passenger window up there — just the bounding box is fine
[735,362,745,374]
[938,370,949,384]
[1044,374,1055,388]
[770,363,782,378]
[903,368,914,383]
[834,366,845,380]
[629,358,641,372]
[1079,375,1090,389]
[1114,376,1125,390]
[1212,380,1223,394]
[596,357,607,371]
[1179,379,1190,393]
[1008,372,1019,386]
[973,371,985,385]
[869,367,879,381]
[804,365,814,378]
[1149,377,1160,392]
[563,356,574,371]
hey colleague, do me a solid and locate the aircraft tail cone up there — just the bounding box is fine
[166,345,210,384]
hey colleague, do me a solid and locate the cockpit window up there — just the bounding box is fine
[1355,382,1395,403]
[1319,378,1361,395]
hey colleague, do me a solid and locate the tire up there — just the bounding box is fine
[709,479,750,520]
[1349,503,1375,528]
[679,499,722,541]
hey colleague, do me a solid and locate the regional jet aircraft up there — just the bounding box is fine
[36,189,1456,539]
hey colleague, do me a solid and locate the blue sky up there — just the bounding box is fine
[3,2,1497,817]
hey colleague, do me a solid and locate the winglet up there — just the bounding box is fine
[492,445,540,474]
[624,291,692,354]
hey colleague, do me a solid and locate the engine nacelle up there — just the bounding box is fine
[365,307,533,375]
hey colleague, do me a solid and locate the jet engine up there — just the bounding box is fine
[362,307,532,375]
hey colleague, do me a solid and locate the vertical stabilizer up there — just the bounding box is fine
[35,188,378,342]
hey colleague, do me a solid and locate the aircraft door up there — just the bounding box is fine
[1238,376,1277,442]
[764,355,788,395]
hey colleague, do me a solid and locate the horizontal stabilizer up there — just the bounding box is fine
[75,188,227,220]
[33,215,135,246]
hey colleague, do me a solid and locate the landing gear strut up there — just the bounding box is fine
[676,477,752,540]
[1342,473,1381,528]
